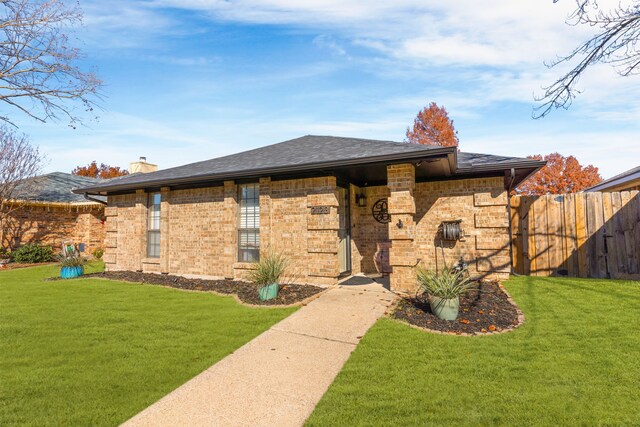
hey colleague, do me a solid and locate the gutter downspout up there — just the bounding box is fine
[84,194,107,206]
[506,168,517,275]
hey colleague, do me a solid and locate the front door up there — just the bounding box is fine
[337,185,351,275]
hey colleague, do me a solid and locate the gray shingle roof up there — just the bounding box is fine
[456,152,539,172]
[74,135,544,194]
[586,165,640,191]
[14,172,106,203]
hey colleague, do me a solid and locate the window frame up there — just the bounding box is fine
[147,192,161,258]
[237,183,260,262]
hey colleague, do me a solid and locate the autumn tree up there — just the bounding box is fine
[536,0,640,117]
[405,102,459,147]
[0,0,101,126]
[0,125,42,247]
[72,161,128,179]
[517,152,602,195]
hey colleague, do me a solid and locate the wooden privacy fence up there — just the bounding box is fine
[510,191,640,279]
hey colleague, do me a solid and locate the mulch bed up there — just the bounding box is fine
[84,271,325,306]
[391,281,521,335]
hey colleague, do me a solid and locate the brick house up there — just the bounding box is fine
[2,172,106,255]
[74,136,544,292]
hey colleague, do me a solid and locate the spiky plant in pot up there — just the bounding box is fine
[417,266,475,320]
[247,250,289,301]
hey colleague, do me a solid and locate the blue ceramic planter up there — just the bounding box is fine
[258,283,279,301]
[60,266,84,279]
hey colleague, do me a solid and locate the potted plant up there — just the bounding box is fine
[248,251,289,301]
[58,246,86,279]
[417,266,475,320]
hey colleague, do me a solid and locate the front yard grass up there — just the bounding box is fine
[307,276,640,426]
[0,262,296,426]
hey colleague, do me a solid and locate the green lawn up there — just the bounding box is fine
[308,276,640,426]
[0,263,296,427]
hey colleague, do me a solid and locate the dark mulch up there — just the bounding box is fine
[84,271,325,306]
[391,281,520,335]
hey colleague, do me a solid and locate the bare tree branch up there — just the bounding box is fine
[0,124,43,247]
[0,0,102,127]
[535,0,640,118]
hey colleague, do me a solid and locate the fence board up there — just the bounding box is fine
[601,192,618,278]
[611,191,627,277]
[587,192,607,278]
[623,191,639,274]
[510,190,640,279]
[575,192,588,277]
[563,193,578,276]
[526,197,537,275]
[547,195,565,274]
[533,196,550,275]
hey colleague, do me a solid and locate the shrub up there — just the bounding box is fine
[247,251,289,286]
[0,247,10,260]
[417,265,475,299]
[92,248,104,259]
[11,244,54,263]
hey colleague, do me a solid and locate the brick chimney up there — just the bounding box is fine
[129,156,158,174]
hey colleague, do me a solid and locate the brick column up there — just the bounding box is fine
[306,177,340,285]
[259,177,272,255]
[223,180,237,279]
[136,189,146,272]
[387,164,417,293]
[103,202,117,271]
[160,187,171,273]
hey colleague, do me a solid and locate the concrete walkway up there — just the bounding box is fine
[122,278,395,427]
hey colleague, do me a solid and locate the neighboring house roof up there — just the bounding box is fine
[586,165,640,192]
[13,172,106,204]
[74,135,545,195]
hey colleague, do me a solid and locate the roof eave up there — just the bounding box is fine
[73,147,456,195]
[586,170,640,192]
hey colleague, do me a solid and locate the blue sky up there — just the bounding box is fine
[13,0,640,178]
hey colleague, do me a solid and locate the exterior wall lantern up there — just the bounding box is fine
[356,191,367,207]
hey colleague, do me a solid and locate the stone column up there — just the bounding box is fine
[387,164,417,293]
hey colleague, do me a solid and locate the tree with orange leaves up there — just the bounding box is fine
[405,102,459,147]
[72,161,128,179]
[517,153,602,195]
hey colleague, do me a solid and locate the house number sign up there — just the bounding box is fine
[372,198,391,224]
[310,206,330,215]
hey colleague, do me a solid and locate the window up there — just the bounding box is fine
[147,192,161,257]
[238,183,260,262]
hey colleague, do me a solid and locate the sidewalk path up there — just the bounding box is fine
[122,278,395,427]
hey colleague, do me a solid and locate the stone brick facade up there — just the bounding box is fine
[2,202,105,255]
[103,171,510,291]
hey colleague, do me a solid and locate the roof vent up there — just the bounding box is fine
[129,157,157,174]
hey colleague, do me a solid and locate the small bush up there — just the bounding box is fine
[0,247,10,260]
[92,248,104,259]
[11,244,54,263]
